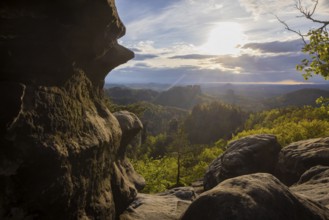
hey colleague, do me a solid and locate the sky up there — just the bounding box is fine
[106,0,329,85]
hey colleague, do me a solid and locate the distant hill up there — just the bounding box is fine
[263,88,329,108]
[154,85,217,109]
[139,102,188,136]
[105,87,159,105]
[106,85,218,110]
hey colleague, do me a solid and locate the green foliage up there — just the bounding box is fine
[297,29,329,80]
[132,145,223,193]
[131,156,177,193]
[234,105,329,146]
[185,101,247,144]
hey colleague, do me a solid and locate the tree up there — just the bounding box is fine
[277,0,329,80]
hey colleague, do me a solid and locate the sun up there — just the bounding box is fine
[200,22,246,55]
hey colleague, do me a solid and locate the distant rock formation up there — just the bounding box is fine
[0,0,139,219]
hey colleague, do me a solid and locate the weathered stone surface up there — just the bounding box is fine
[112,111,145,215]
[0,0,137,219]
[114,111,143,158]
[0,0,133,87]
[204,134,281,190]
[1,72,122,219]
[158,187,197,201]
[291,166,329,209]
[120,193,192,220]
[181,173,329,220]
[275,137,329,186]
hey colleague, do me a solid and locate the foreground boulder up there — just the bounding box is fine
[181,173,329,220]
[120,189,196,220]
[291,165,329,209]
[275,137,329,186]
[204,134,281,190]
[0,0,137,219]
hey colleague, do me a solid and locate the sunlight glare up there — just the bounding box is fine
[200,22,246,55]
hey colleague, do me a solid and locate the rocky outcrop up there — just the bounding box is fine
[275,137,329,186]
[0,0,133,87]
[181,173,329,220]
[204,134,281,190]
[291,166,329,209]
[112,111,145,215]
[0,0,138,219]
[120,189,195,220]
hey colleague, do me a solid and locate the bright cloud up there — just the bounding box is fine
[108,0,329,84]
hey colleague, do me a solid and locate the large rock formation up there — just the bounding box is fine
[181,173,329,220]
[193,135,329,220]
[291,165,329,209]
[0,0,139,219]
[204,134,281,190]
[0,0,133,87]
[275,137,329,186]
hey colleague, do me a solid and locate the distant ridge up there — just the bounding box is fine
[264,88,329,108]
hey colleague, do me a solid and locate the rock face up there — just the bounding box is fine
[275,137,329,186]
[181,173,329,220]
[291,166,329,209]
[0,0,133,87]
[0,0,138,219]
[112,111,145,215]
[120,191,194,220]
[204,134,281,190]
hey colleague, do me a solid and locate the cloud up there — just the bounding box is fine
[211,53,307,73]
[119,0,248,45]
[242,39,304,53]
[134,53,159,61]
[169,54,218,59]
[238,0,294,17]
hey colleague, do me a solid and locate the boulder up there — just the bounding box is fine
[291,165,329,209]
[114,111,143,159]
[204,134,281,190]
[181,173,329,220]
[0,0,138,219]
[112,111,145,215]
[158,187,197,201]
[120,193,192,220]
[275,137,329,186]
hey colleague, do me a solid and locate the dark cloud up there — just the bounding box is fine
[242,39,304,53]
[211,53,307,73]
[133,53,159,61]
[169,54,218,59]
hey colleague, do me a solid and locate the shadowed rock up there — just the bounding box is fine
[112,111,145,215]
[291,165,329,209]
[181,173,329,220]
[204,134,281,190]
[120,192,193,220]
[0,0,138,219]
[0,0,134,87]
[275,137,329,186]
[114,111,143,159]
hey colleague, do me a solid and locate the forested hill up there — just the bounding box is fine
[264,88,329,108]
[105,85,329,112]
[105,85,217,109]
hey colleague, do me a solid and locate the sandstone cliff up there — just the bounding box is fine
[0,0,140,219]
